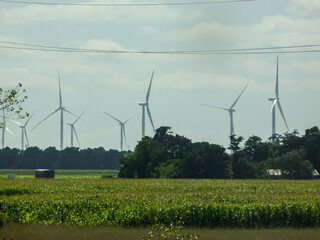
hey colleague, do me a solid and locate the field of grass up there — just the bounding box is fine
[0,169,119,178]
[0,178,320,228]
[2,224,320,240]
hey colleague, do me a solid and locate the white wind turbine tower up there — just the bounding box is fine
[11,112,34,150]
[200,82,249,137]
[268,56,289,141]
[1,110,14,149]
[137,70,156,138]
[103,112,133,152]
[32,72,76,150]
[67,111,84,148]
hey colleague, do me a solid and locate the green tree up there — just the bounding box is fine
[279,130,302,154]
[119,127,231,179]
[118,137,163,178]
[21,147,41,168]
[300,127,320,171]
[244,136,273,163]
[273,150,314,179]
[228,135,248,178]
[119,127,192,178]
[0,83,28,126]
[197,142,231,178]
[153,159,185,178]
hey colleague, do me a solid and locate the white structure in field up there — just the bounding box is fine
[200,82,249,137]
[104,112,133,152]
[268,56,289,141]
[137,71,156,138]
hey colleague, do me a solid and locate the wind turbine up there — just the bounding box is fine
[103,112,133,152]
[268,56,289,141]
[200,82,249,137]
[1,109,14,149]
[137,70,156,138]
[67,111,84,148]
[11,112,34,150]
[31,72,76,150]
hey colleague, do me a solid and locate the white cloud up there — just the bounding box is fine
[0,0,185,25]
[79,38,127,51]
[139,26,157,35]
[165,14,320,49]
[158,65,251,91]
[287,0,320,19]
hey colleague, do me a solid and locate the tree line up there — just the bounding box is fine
[0,126,319,179]
[0,147,124,170]
[119,126,320,179]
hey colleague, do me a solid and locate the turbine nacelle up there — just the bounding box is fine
[138,102,148,106]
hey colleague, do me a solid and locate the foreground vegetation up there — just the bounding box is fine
[2,223,320,240]
[1,178,320,228]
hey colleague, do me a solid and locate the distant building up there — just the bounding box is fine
[266,169,320,179]
[313,169,320,179]
[266,169,282,179]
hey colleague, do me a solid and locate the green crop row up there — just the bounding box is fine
[1,200,320,228]
[1,179,320,204]
[1,178,320,228]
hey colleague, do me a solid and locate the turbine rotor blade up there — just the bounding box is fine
[275,56,279,98]
[271,99,277,112]
[230,82,249,109]
[31,108,60,131]
[63,109,78,118]
[10,119,22,126]
[6,127,14,136]
[277,101,289,131]
[58,71,63,107]
[24,129,29,146]
[146,106,155,133]
[146,70,154,103]
[103,112,122,124]
[73,111,85,125]
[24,112,35,127]
[123,125,128,149]
[124,114,134,124]
[73,128,81,147]
[200,104,230,112]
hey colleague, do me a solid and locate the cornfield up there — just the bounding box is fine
[0,178,319,228]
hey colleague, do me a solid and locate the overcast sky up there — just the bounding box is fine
[1,0,320,151]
